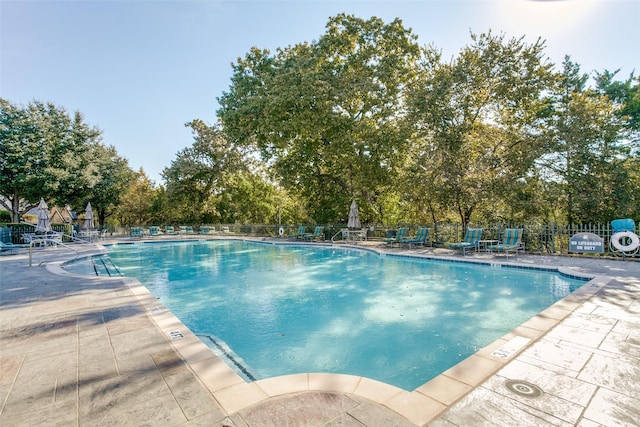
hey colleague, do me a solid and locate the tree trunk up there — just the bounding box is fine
[11,191,20,223]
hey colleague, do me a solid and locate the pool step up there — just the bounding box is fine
[92,255,122,277]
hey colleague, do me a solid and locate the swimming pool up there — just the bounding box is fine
[102,240,587,390]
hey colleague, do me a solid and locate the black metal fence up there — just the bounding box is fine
[6,221,636,258]
[236,222,639,258]
[0,223,74,244]
[430,222,639,256]
[204,222,640,257]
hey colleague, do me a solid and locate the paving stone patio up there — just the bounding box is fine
[1,240,639,426]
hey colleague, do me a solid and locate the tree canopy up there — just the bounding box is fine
[0,99,102,222]
[5,14,638,228]
[406,32,555,224]
[214,17,639,225]
[218,14,421,224]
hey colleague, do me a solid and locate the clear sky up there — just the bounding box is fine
[2,0,639,183]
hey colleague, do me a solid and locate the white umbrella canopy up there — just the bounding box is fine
[83,202,94,230]
[347,200,361,229]
[36,198,51,232]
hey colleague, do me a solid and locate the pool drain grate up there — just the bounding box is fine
[504,379,544,398]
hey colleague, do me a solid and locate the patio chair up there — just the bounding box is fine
[179,226,195,235]
[1,241,24,255]
[22,233,36,245]
[148,226,162,237]
[130,227,143,238]
[449,228,483,255]
[23,231,62,247]
[200,226,217,235]
[45,231,63,245]
[489,228,524,256]
[401,227,430,248]
[289,226,306,240]
[349,228,368,243]
[164,226,177,235]
[304,226,325,241]
[383,227,408,246]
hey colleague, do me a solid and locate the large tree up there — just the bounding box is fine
[405,32,555,224]
[84,144,136,229]
[217,14,421,224]
[0,98,101,222]
[163,119,305,224]
[116,168,157,227]
[538,58,632,223]
[594,70,640,139]
[162,120,248,223]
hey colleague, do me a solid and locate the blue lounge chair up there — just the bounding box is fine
[200,226,217,235]
[449,228,483,255]
[1,241,25,255]
[179,226,195,235]
[130,227,143,238]
[164,226,177,235]
[489,229,524,256]
[148,226,162,236]
[384,227,408,246]
[289,226,306,240]
[304,226,324,241]
[401,227,430,248]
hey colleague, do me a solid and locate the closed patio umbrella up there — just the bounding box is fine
[83,202,94,230]
[348,200,361,229]
[36,198,51,232]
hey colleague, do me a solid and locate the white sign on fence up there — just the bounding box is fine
[569,232,604,254]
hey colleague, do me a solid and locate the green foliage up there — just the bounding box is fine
[218,14,421,223]
[116,168,157,226]
[161,120,303,224]
[11,15,637,228]
[211,18,639,226]
[0,98,102,222]
[538,58,633,223]
[162,120,247,223]
[405,32,555,224]
[595,70,640,137]
[83,144,136,228]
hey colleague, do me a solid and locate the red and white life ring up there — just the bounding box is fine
[611,231,640,252]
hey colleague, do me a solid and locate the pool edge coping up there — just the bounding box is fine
[48,238,608,426]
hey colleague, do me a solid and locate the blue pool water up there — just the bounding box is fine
[104,240,587,390]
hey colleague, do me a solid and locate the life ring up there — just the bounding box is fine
[278,227,285,236]
[611,231,640,252]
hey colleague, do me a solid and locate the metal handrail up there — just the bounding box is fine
[330,229,344,243]
[29,238,79,267]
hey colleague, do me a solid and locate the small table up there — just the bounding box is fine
[79,230,100,242]
[478,240,499,253]
[347,229,367,243]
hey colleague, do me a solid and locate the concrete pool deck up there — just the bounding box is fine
[0,239,638,426]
